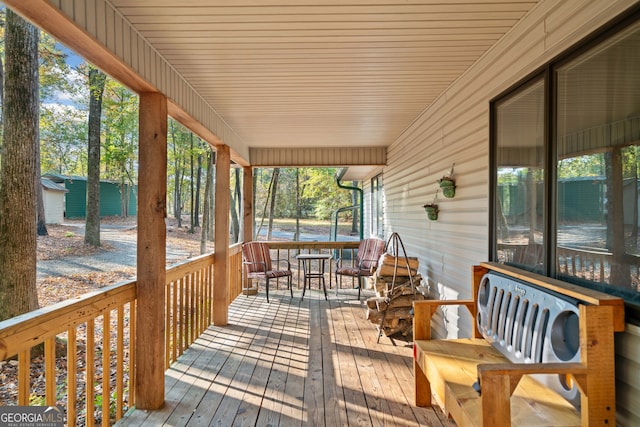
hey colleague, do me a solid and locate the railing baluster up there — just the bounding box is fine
[86,319,95,427]
[68,328,77,427]
[18,350,29,405]
[189,272,195,345]
[129,300,136,408]
[172,279,178,363]
[102,310,111,427]
[165,282,171,369]
[116,306,124,421]
[180,277,186,356]
[45,336,56,406]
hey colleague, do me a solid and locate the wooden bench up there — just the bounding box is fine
[413,262,625,426]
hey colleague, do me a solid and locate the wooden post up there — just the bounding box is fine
[243,166,253,242]
[135,92,167,409]
[413,301,433,407]
[214,145,231,325]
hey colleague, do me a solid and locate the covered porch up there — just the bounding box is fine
[118,289,452,427]
[1,1,639,425]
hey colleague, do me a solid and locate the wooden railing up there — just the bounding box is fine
[498,243,640,286]
[557,245,611,283]
[0,244,244,427]
[164,243,243,367]
[0,281,136,426]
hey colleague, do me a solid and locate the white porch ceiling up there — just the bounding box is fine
[109,0,539,150]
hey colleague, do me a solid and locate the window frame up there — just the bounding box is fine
[489,7,640,320]
[371,173,383,238]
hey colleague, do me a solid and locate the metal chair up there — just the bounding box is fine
[242,241,293,302]
[334,238,385,299]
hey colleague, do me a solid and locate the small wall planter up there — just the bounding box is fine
[423,204,439,221]
[438,163,456,198]
[438,177,456,198]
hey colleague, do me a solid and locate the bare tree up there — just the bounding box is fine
[0,11,40,320]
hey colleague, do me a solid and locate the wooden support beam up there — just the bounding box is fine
[243,166,253,242]
[135,92,167,410]
[214,145,231,326]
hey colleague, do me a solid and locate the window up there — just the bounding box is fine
[491,13,640,314]
[494,79,546,273]
[371,174,384,238]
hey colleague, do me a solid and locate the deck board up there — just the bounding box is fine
[117,288,455,427]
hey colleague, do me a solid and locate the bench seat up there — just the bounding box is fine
[415,338,581,427]
[413,263,624,426]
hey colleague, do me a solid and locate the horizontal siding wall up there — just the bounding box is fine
[382,0,640,424]
[44,0,248,162]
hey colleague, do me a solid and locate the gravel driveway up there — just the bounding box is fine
[37,223,194,279]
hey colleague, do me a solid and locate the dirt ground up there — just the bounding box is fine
[36,217,204,307]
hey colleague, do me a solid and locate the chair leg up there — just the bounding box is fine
[288,275,293,298]
[357,274,362,300]
[266,278,270,302]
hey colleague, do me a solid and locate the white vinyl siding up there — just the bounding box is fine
[383,1,640,424]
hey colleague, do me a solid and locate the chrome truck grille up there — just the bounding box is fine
[477,272,581,406]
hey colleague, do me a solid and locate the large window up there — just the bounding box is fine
[491,14,640,314]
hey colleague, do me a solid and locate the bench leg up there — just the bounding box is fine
[479,372,511,427]
[414,358,432,407]
[580,305,616,426]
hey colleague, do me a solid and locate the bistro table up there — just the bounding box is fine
[296,253,332,300]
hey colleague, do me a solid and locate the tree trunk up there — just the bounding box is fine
[0,54,4,125]
[189,133,195,233]
[170,121,183,227]
[606,148,630,287]
[631,146,638,243]
[351,180,358,235]
[230,168,241,243]
[0,11,40,321]
[207,152,216,242]
[84,66,106,246]
[294,168,300,241]
[267,168,280,240]
[35,122,47,236]
[194,151,202,228]
[200,151,213,254]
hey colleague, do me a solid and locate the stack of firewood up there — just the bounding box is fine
[365,255,425,338]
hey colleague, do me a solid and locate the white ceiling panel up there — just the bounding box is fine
[109,0,539,149]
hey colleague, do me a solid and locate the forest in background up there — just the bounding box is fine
[0,10,359,243]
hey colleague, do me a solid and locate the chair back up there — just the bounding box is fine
[242,242,272,273]
[356,238,386,269]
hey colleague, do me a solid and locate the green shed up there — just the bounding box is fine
[43,173,137,219]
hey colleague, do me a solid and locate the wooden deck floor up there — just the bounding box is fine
[118,286,455,427]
